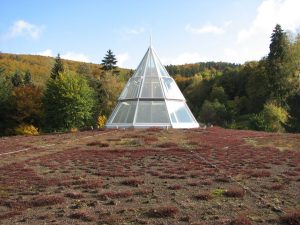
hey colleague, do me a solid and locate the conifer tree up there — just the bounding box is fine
[101,49,117,71]
[266,24,297,106]
[51,54,64,80]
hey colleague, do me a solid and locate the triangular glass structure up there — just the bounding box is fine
[106,46,199,128]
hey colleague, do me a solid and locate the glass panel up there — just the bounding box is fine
[170,112,177,123]
[153,51,170,77]
[119,77,141,99]
[166,101,196,123]
[111,101,137,124]
[162,77,185,100]
[140,77,164,98]
[144,51,159,77]
[135,101,170,123]
[133,50,149,77]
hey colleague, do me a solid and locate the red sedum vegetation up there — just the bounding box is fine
[224,187,246,198]
[147,206,179,218]
[0,127,299,224]
[279,211,300,225]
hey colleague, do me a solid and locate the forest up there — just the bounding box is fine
[0,24,299,136]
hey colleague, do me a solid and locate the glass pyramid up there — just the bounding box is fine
[106,46,199,129]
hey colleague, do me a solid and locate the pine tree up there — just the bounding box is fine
[266,24,296,106]
[268,24,288,62]
[51,54,64,80]
[101,49,117,71]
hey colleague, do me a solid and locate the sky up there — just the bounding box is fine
[1,0,300,69]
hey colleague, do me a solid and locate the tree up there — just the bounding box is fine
[185,76,214,115]
[10,85,43,128]
[250,102,288,132]
[0,75,13,135]
[209,86,228,104]
[43,71,95,131]
[286,93,300,132]
[101,49,117,71]
[77,63,92,77]
[51,53,64,80]
[86,72,124,118]
[266,24,298,106]
[11,71,23,87]
[245,60,269,113]
[198,99,227,126]
[24,70,32,85]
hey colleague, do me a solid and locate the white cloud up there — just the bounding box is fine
[220,47,253,63]
[61,52,90,62]
[185,21,231,35]
[36,49,53,57]
[239,0,300,43]
[237,0,300,59]
[162,52,208,65]
[34,49,90,62]
[118,26,145,37]
[8,20,44,39]
[185,24,224,35]
[116,53,130,67]
[207,0,300,64]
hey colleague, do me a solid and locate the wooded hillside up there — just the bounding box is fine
[0,24,299,135]
[0,53,131,87]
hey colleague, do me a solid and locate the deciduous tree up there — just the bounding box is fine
[10,85,43,128]
[43,71,95,131]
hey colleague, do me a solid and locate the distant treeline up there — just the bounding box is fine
[166,62,240,77]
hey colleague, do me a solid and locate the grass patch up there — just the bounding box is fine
[118,139,141,147]
[211,188,225,197]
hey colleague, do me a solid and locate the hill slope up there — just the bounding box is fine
[0,53,131,86]
[0,127,299,224]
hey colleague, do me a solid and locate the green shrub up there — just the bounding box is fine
[250,102,288,132]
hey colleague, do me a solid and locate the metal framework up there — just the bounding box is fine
[106,45,199,129]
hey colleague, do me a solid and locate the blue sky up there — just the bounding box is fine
[1,0,299,68]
